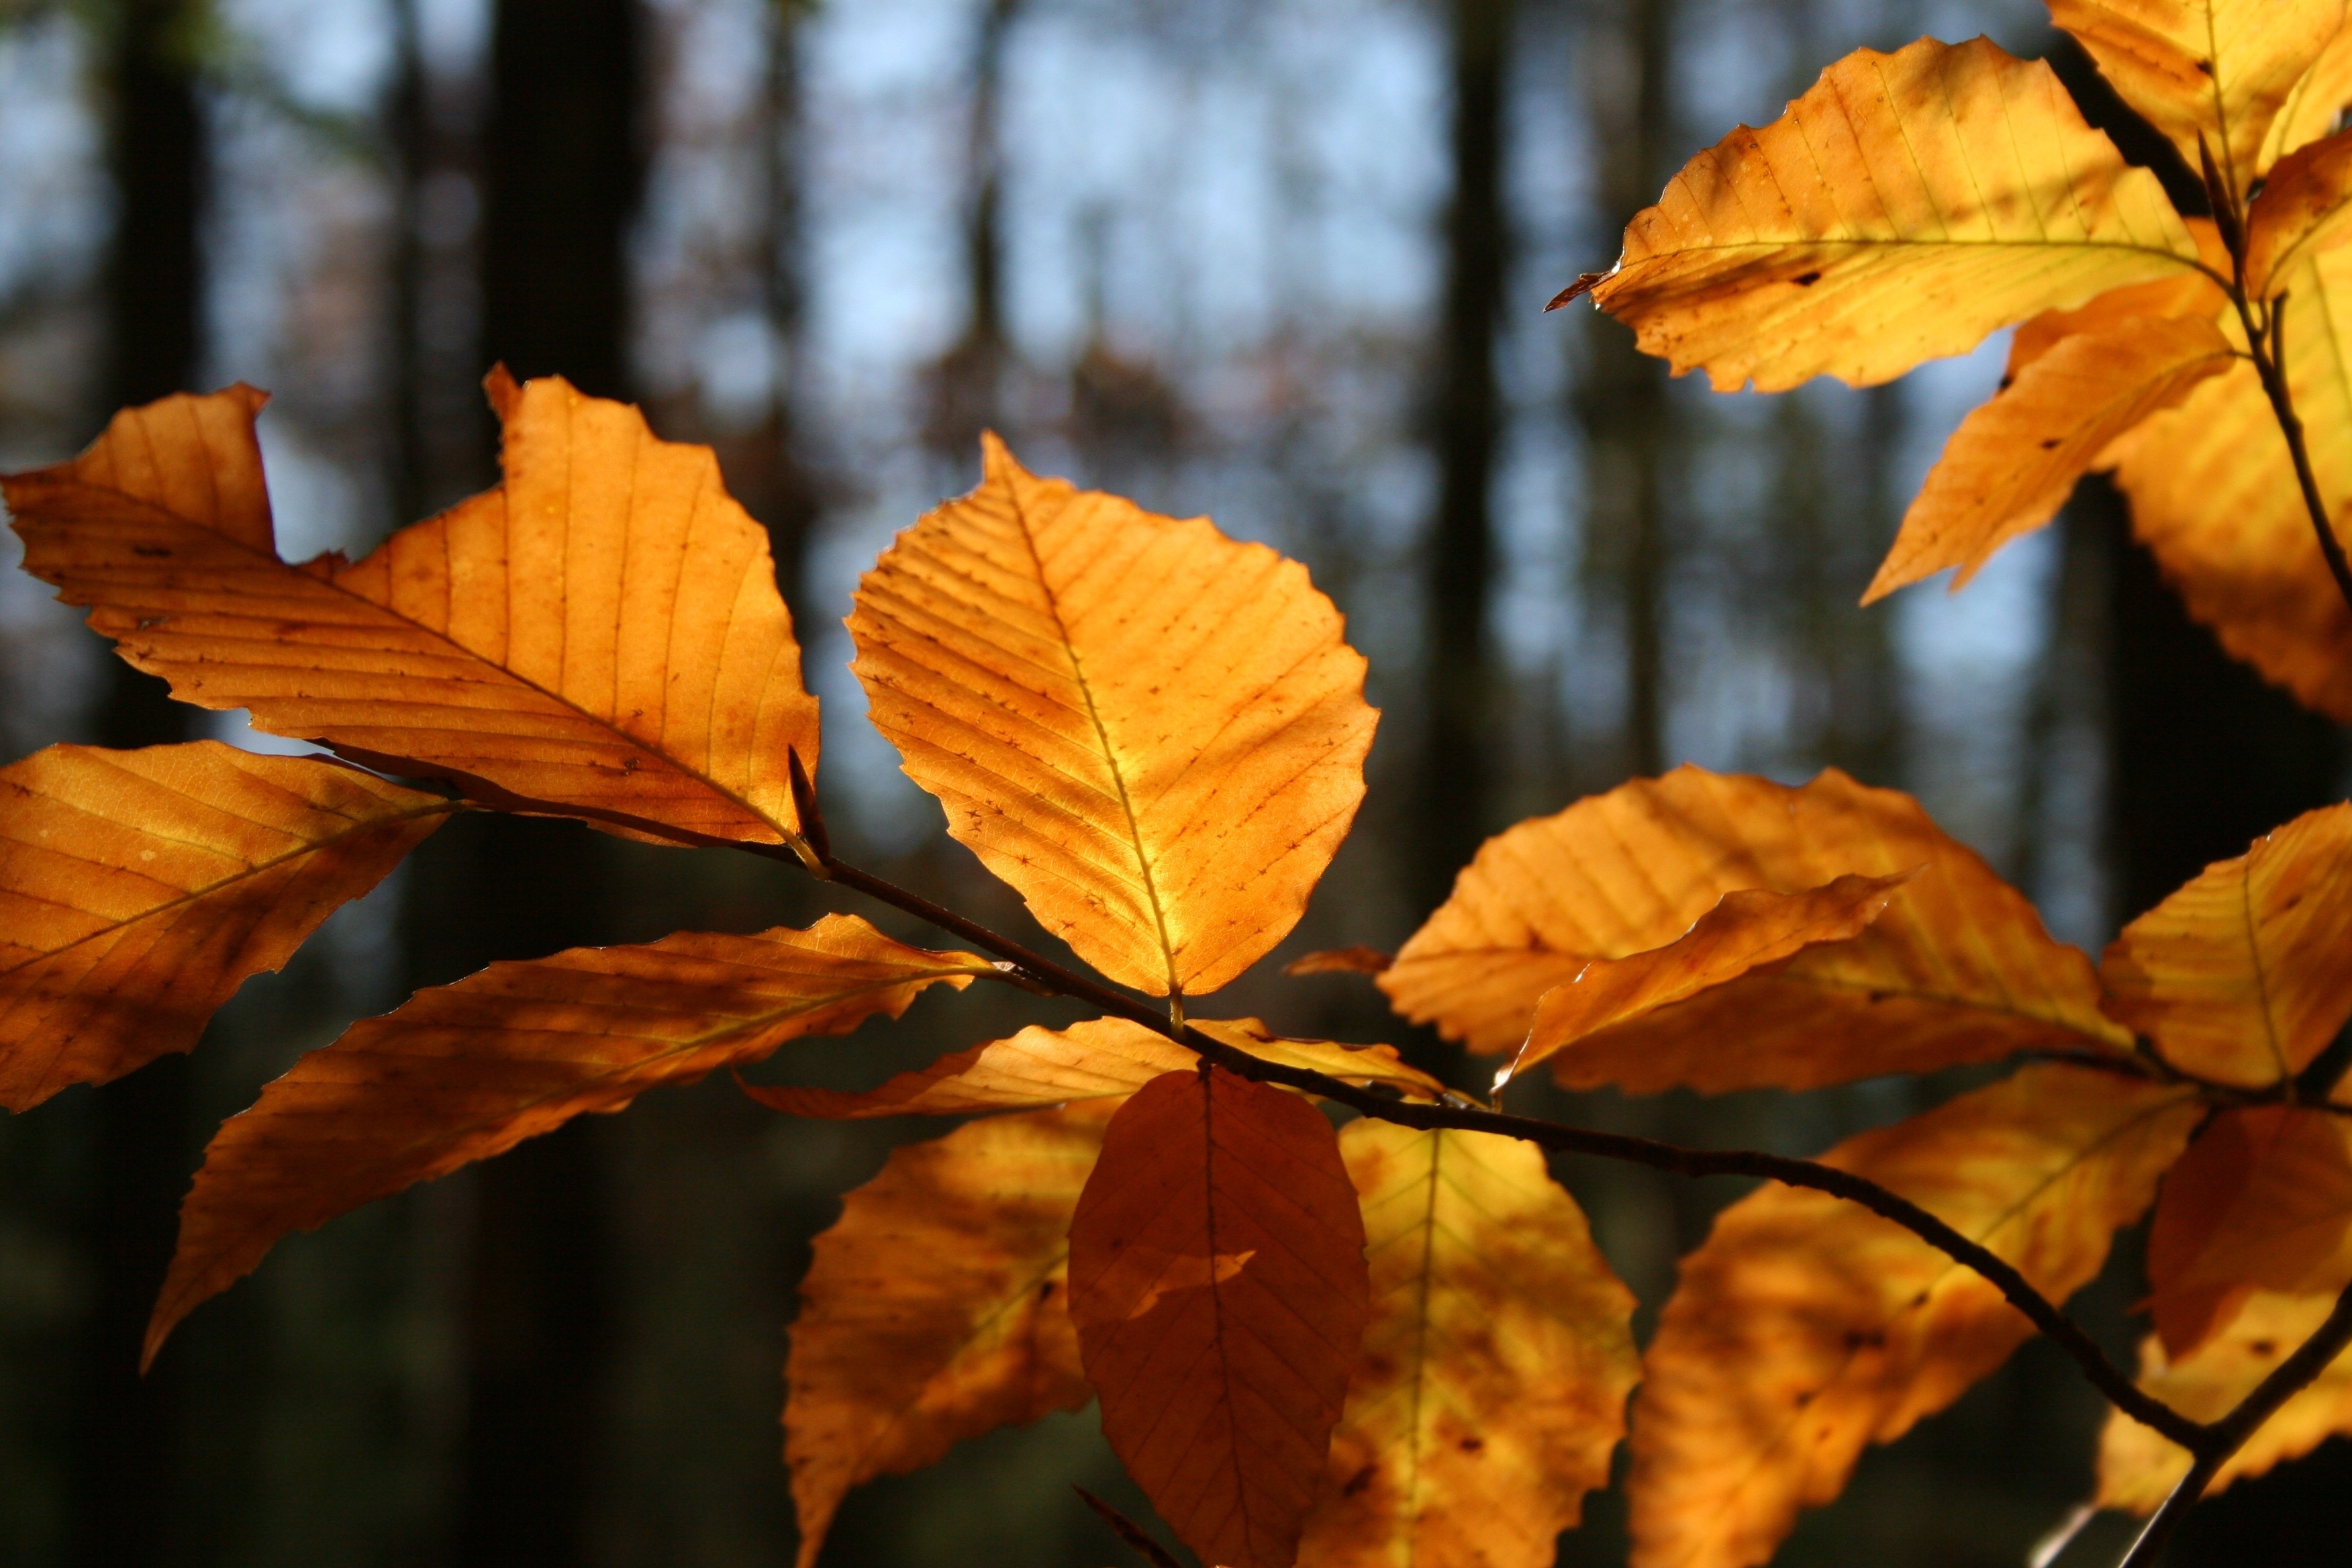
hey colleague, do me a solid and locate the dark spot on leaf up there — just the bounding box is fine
[1998,375,2014,391]
[1342,1465,1377,1497]
[2194,58,2212,75]
[1037,1279,1056,1299]
[2253,1340,2277,1358]
[2039,438,2061,450]
[1458,1436,1485,1453]
[132,544,171,558]
[1793,270,1822,287]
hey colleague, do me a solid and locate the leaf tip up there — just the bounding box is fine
[1547,271,1609,311]
[482,362,523,424]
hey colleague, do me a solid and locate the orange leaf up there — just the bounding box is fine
[0,742,448,1110]
[1863,317,2233,602]
[1284,944,1393,977]
[1297,1122,1636,1568]
[1383,767,2124,1088]
[1,377,821,846]
[2099,1288,2352,1512]
[847,436,1375,997]
[2048,0,2344,195]
[1581,37,2200,392]
[2263,15,2352,171]
[2246,128,2352,297]
[2146,1107,2352,1355]
[1069,1067,1371,1568]
[2002,222,2232,379]
[2101,803,2352,1087]
[150,915,993,1364]
[1627,1065,2201,1568]
[1503,872,1908,1091]
[785,1101,1107,1568]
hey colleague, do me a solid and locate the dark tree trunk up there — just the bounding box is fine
[923,0,1020,463]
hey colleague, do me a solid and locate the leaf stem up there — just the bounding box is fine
[2231,273,2352,622]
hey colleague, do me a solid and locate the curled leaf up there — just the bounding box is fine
[2245,128,2352,297]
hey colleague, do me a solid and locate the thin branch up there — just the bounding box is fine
[2236,286,2352,622]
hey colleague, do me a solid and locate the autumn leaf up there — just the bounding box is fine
[2003,222,2232,375]
[2100,803,2352,1087]
[786,1101,1109,1568]
[2245,128,2352,297]
[1383,766,2125,1090]
[1626,1065,2202,1568]
[1069,1067,1371,1568]
[150,914,994,1364]
[1,376,822,846]
[1502,873,1908,1091]
[2145,1107,2352,1355]
[2099,1288,2352,1512]
[1285,945,1393,977]
[1571,36,2201,392]
[1862,317,2234,601]
[847,434,1376,997]
[2263,16,2352,170]
[1297,1122,1637,1568]
[2047,0,2344,195]
[0,741,449,1110]
[748,1014,1441,1120]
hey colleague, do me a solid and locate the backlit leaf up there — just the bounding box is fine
[2262,17,2352,170]
[2245,128,2352,297]
[1383,767,2125,1089]
[786,1101,1107,1568]
[2002,220,2231,375]
[2100,803,2352,1086]
[847,435,1375,997]
[1627,1065,2201,1568]
[1297,1122,1637,1568]
[150,915,993,1363]
[0,741,450,1110]
[2145,1107,2352,1355]
[1577,37,2200,391]
[1069,1067,1371,1568]
[1863,317,2233,601]
[2,376,821,846]
[2098,1288,2352,1512]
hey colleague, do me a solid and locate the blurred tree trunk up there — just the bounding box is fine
[1415,0,1514,919]
[68,3,206,1563]
[428,4,642,1564]
[924,0,1020,462]
[753,1,819,622]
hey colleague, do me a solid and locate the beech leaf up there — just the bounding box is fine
[2245,128,2352,297]
[0,741,450,1110]
[2263,15,2352,171]
[1069,1067,1371,1568]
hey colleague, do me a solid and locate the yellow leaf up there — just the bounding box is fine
[786,1101,1106,1568]
[1504,872,1908,1091]
[1297,1122,1638,1568]
[1628,1065,2202,1568]
[1864,317,2234,601]
[1382,767,2125,1087]
[2049,0,2345,195]
[1579,36,2201,392]
[2245,128,2352,296]
[2098,1288,2352,1512]
[150,915,993,1364]
[2003,217,2231,377]
[2146,1107,2352,1355]
[1,377,821,846]
[748,1014,1441,1119]
[846,436,1375,997]
[0,742,449,1110]
[1069,1067,1371,1568]
[2262,17,2352,170]
[2100,803,2352,1087]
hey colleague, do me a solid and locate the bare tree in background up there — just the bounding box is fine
[925,0,1022,463]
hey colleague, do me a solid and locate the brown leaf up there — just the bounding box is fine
[847,436,1376,997]
[1069,1067,1371,1568]
[2098,1288,2352,1512]
[1297,1122,1637,1568]
[1863,317,2234,602]
[786,1101,1108,1568]
[1383,767,2125,1089]
[1627,1065,2202,1568]
[1285,945,1393,977]
[1583,37,2200,392]
[0,742,448,1110]
[2245,128,2352,297]
[2101,803,2352,1087]
[2146,1107,2352,1355]
[1504,873,1908,1091]
[150,915,993,1363]
[2,377,821,846]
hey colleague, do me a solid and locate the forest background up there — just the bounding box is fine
[0,0,2343,1565]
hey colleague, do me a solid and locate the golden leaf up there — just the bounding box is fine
[1579,36,2201,391]
[150,915,993,1364]
[2049,0,2345,193]
[1297,1122,1637,1568]
[846,436,1375,997]
[2245,128,2352,297]
[2262,17,2352,170]
[1863,317,2234,602]
[1382,767,2124,1088]
[2146,1107,2352,1355]
[2003,218,2231,376]
[1627,1065,2202,1568]
[785,1101,1107,1568]
[1284,944,1393,977]
[2,377,821,846]
[0,742,449,1110]
[1069,1067,1371,1568]
[2098,1288,2352,1512]
[2100,803,2352,1087]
